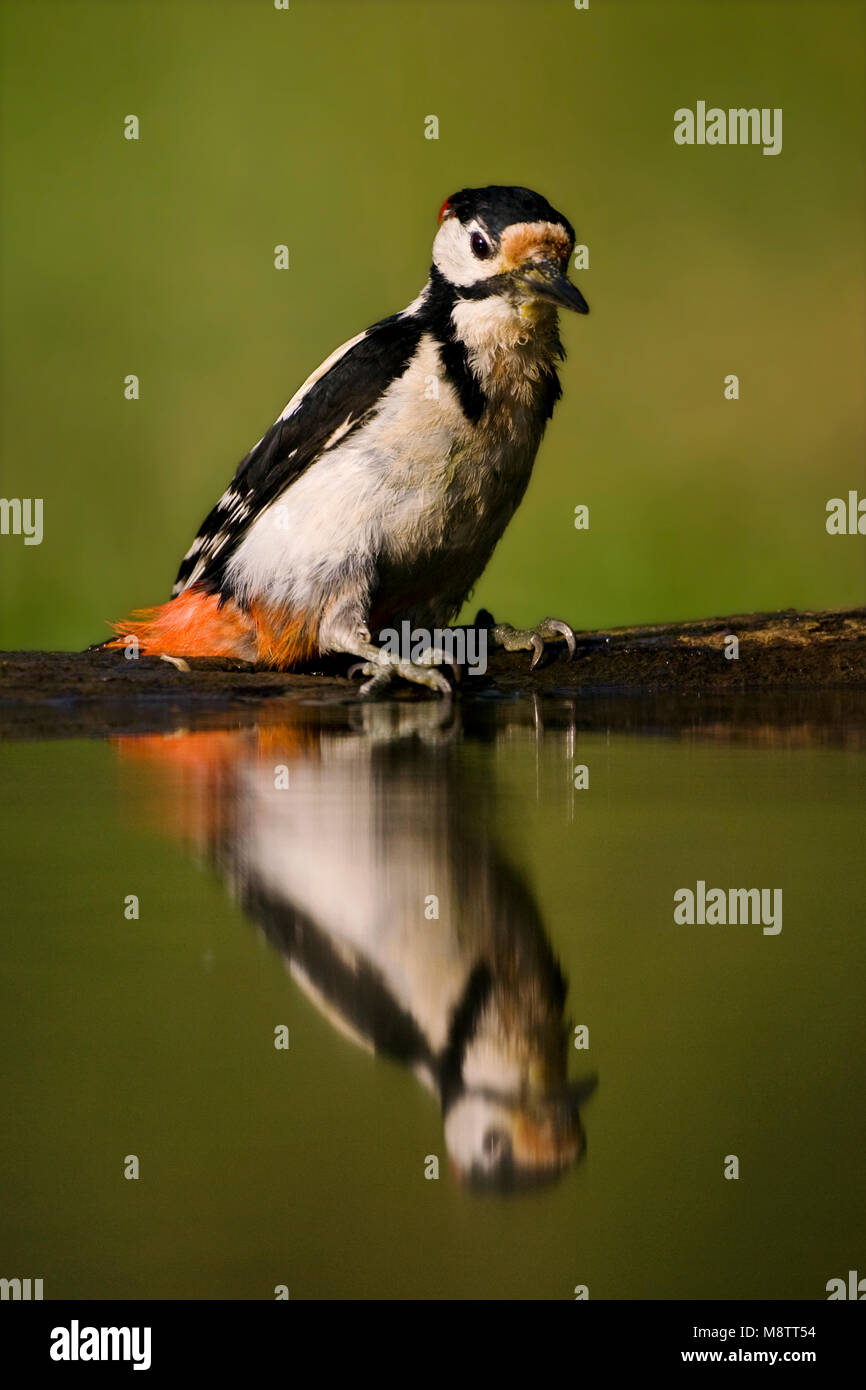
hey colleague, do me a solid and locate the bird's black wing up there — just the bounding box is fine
[172,309,426,597]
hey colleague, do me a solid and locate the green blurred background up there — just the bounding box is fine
[0,0,863,651]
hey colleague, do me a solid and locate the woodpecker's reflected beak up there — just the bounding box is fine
[521,261,589,314]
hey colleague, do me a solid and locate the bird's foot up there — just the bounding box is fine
[475,609,576,670]
[347,651,453,698]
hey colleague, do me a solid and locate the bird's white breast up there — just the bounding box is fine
[225,309,558,617]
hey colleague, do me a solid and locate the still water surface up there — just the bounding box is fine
[1,697,863,1299]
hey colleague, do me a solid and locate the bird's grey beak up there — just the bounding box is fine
[522,261,589,314]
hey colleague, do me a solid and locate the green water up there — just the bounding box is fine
[0,699,863,1299]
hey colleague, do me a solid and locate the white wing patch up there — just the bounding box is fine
[170,295,430,599]
[277,327,372,423]
[323,418,354,451]
[172,490,252,595]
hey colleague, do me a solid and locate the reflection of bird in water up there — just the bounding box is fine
[118,703,595,1191]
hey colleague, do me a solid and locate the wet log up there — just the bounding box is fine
[1,607,864,742]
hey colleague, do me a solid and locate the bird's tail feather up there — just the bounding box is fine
[102,585,320,668]
[104,586,257,661]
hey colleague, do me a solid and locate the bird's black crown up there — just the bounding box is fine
[442,185,575,245]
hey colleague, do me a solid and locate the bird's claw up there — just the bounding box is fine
[359,665,395,698]
[348,655,453,699]
[413,645,461,683]
[160,653,192,673]
[485,615,577,668]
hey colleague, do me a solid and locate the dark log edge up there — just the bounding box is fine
[1,607,865,743]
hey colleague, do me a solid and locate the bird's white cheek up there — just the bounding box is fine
[433,218,500,287]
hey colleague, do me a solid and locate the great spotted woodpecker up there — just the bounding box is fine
[106,185,589,694]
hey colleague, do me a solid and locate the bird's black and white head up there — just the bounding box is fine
[436,963,597,1193]
[431,184,588,318]
[443,1084,595,1193]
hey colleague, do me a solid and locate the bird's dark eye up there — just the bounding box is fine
[470,231,493,260]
